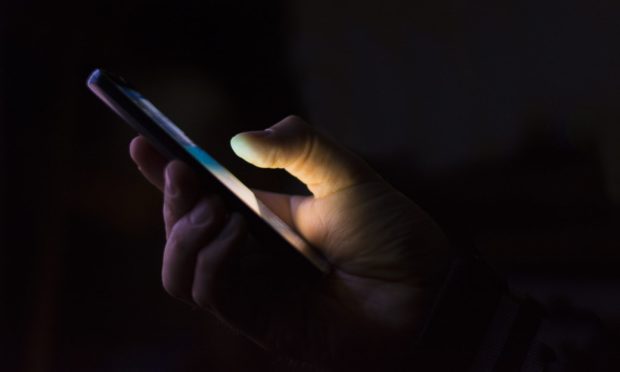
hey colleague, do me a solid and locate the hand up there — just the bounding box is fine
[130,116,453,370]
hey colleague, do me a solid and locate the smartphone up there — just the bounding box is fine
[87,69,328,273]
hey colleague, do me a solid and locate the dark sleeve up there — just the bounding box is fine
[412,257,612,372]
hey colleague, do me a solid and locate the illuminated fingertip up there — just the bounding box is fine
[230,133,262,164]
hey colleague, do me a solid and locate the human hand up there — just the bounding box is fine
[129,116,452,370]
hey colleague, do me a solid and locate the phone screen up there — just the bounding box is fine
[88,69,328,272]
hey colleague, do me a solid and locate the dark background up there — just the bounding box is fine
[1,0,619,370]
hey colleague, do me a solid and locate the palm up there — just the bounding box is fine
[241,181,449,367]
[296,181,447,279]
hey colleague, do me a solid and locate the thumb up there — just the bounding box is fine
[230,116,378,198]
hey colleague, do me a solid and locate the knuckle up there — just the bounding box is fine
[283,114,303,124]
[165,230,182,252]
[195,247,212,274]
[167,218,195,246]
[276,115,309,133]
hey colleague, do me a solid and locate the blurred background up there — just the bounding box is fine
[1,0,619,370]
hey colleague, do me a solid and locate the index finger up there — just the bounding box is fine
[129,136,168,191]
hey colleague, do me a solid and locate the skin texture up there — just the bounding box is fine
[129,115,453,370]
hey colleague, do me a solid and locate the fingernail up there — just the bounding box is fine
[190,200,211,225]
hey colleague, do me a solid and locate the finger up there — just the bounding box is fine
[230,115,379,198]
[129,136,168,191]
[163,160,201,237]
[253,189,296,227]
[162,196,226,302]
[191,213,247,312]
[253,190,316,244]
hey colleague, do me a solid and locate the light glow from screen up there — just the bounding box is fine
[121,86,328,272]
